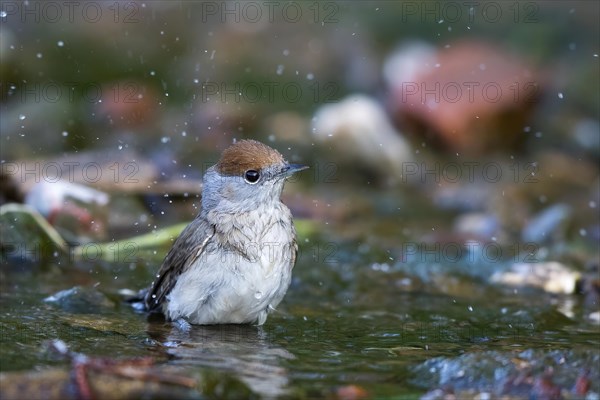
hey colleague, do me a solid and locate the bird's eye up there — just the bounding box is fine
[244,169,260,184]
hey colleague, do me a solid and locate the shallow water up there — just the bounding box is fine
[1,188,599,398]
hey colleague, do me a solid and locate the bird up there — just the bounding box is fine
[140,140,307,326]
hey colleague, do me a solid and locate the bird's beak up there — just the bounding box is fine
[281,164,309,177]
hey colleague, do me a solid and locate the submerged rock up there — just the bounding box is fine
[0,366,202,400]
[414,349,599,398]
[44,286,115,314]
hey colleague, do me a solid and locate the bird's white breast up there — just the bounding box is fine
[165,205,295,325]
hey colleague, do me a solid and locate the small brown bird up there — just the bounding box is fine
[142,140,307,326]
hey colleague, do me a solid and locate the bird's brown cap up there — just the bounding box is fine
[216,140,286,176]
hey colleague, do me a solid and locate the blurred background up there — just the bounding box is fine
[1,1,599,398]
[1,1,598,239]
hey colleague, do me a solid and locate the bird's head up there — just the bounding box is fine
[202,140,307,213]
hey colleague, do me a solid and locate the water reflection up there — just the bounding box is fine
[146,321,293,397]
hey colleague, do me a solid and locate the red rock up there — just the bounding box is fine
[335,384,369,400]
[385,40,541,154]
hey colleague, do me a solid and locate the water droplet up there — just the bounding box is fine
[18,114,26,120]
[468,306,474,311]
[276,64,284,75]
[62,131,68,137]
[589,201,597,208]
[161,136,170,143]
[57,41,64,47]
[254,291,263,300]
[0,11,7,18]
[282,49,290,56]
[558,92,564,99]
[306,73,314,80]
[36,52,42,59]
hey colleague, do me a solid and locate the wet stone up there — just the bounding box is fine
[44,286,115,314]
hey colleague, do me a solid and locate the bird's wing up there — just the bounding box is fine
[145,215,215,311]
